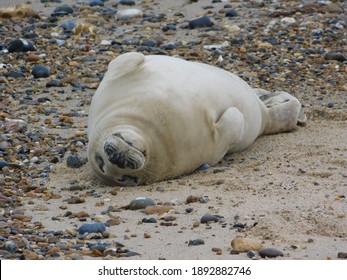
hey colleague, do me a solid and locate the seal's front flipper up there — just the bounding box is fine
[254,88,306,135]
[215,107,245,153]
[105,52,145,81]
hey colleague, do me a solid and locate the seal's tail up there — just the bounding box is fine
[104,52,145,81]
[254,88,307,135]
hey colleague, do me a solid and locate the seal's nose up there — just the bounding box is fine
[103,134,146,170]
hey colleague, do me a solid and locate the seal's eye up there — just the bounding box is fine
[95,153,105,173]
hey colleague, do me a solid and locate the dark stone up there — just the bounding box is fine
[142,217,157,223]
[327,102,334,108]
[163,44,177,50]
[200,214,219,223]
[188,239,205,246]
[197,163,210,171]
[31,65,50,78]
[185,207,193,213]
[46,80,63,87]
[141,40,157,47]
[247,250,256,258]
[0,160,9,170]
[89,244,107,253]
[128,197,156,210]
[259,247,284,258]
[2,241,18,253]
[7,72,25,78]
[78,222,106,235]
[188,16,214,29]
[8,39,35,53]
[225,8,238,17]
[66,154,85,168]
[162,25,176,32]
[324,51,347,62]
[89,0,104,7]
[51,5,74,16]
[119,0,136,5]
[338,252,347,259]
[60,21,76,31]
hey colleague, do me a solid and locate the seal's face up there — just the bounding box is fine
[89,130,147,186]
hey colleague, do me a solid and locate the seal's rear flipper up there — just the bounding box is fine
[105,52,145,81]
[254,88,307,135]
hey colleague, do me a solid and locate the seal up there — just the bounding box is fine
[88,52,306,186]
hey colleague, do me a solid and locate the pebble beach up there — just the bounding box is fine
[0,0,346,260]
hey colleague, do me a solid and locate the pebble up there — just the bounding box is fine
[128,196,156,210]
[52,5,74,17]
[2,241,18,253]
[188,16,214,29]
[197,163,210,171]
[200,214,219,224]
[78,222,106,235]
[66,154,85,168]
[324,52,347,62]
[185,207,193,213]
[89,0,104,7]
[281,17,296,25]
[231,237,263,252]
[225,9,238,17]
[46,80,63,87]
[258,247,284,258]
[0,160,9,170]
[247,250,256,258]
[116,9,143,21]
[119,0,136,5]
[337,252,347,259]
[8,39,35,53]
[142,217,157,223]
[188,239,205,246]
[31,65,50,78]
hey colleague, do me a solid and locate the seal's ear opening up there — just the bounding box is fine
[103,133,146,170]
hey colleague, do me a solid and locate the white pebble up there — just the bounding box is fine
[116,9,143,21]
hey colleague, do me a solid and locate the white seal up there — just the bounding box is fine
[88,52,305,185]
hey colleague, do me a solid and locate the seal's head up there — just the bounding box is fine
[88,128,147,186]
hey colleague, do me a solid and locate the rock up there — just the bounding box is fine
[8,39,35,53]
[188,16,213,29]
[231,236,263,252]
[0,160,9,170]
[200,214,219,224]
[188,239,205,246]
[66,154,85,168]
[142,217,157,223]
[116,9,143,21]
[225,9,238,17]
[145,205,173,214]
[119,0,136,5]
[2,240,18,253]
[128,196,156,210]
[337,252,347,259]
[185,207,193,213]
[89,0,104,7]
[197,163,210,171]
[0,4,40,19]
[324,52,347,62]
[31,65,50,78]
[247,250,256,258]
[52,5,74,17]
[141,40,157,47]
[259,247,284,258]
[60,21,76,31]
[281,17,296,25]
[162,25,176,32]
[46,80,63,87]
[7,71,25,78]
[78,222,106,235]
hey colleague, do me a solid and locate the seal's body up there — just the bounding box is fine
[88,52,305,185]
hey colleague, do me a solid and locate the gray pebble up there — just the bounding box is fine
[31,65,50,78]
[0,160,9,170]
[66,154,85,168]
[128,196,156,210]
[189,16,213,29]
[200,214,219,223]
[78,222,106,235]
[3,240,18,253]
[247,250,256,258]
[8,39,35,53]
[188,239,205,246]
[259,247,284,258]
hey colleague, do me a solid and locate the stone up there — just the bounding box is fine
[188,239,205,246]
[66,154,85,168]
[52,5,74,17]
[89,0,104,7]
[46,80,63,87]
[188,16,213,29]
[324,52,347,62]
[247,250,256,258]
[119,0,136,5]
[8,39,35,53]
[78,222,106,235]
[337,252,347,259]
[200,214,219,223]
[31,65,50,78]
[225,9,238,17]
[116,9,143,21]
[128,196,156,210]
[259,247,284,258]
[231,236,263,252]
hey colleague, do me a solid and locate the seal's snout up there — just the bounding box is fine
[103,133,146,170]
